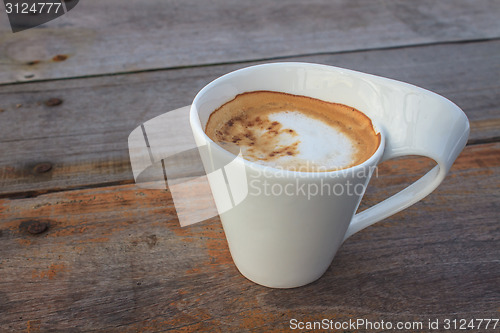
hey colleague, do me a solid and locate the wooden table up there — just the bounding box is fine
[1,1,499,332]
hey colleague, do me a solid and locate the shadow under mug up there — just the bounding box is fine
[190,62,470,288]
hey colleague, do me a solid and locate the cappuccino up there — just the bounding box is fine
[205,91,380,171]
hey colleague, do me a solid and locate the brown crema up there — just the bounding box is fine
[205,91,380,171]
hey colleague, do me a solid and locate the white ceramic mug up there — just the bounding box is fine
[189,63,469,288]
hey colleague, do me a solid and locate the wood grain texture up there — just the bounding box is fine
[0,0,500,83]
[0,142,498,332]
[1,40,499,197]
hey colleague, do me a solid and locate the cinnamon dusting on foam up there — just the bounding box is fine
[205,91,380,171]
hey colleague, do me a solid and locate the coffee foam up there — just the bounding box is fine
[205,91,380,172]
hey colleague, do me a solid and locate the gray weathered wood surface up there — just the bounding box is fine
[0,1,498,332]
[0,143,498,332]
[0,0,500,84]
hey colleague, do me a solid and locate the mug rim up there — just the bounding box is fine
[190,62,386,178]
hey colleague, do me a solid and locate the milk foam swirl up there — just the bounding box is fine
[205,91,380,172]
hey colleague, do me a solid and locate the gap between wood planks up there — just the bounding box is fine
[1,141,498,201]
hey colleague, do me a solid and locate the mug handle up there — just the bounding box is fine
[343,92,470,241]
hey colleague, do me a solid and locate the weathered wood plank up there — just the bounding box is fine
[1,40,499,196]
[0,0,499,83]
[0,143,498,332]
